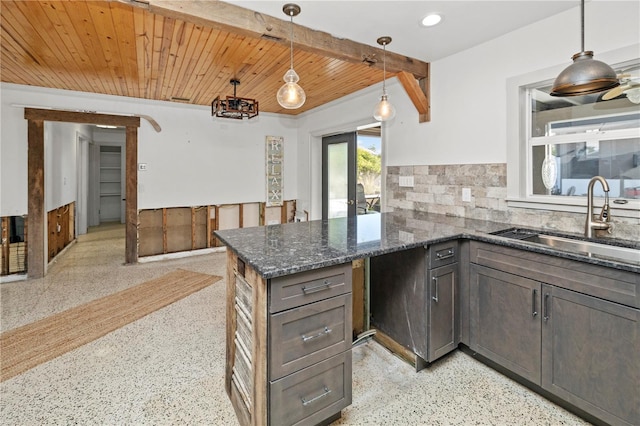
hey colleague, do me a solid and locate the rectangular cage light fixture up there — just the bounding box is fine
[211,79,259,120]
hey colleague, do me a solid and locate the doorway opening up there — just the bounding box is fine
[322,124,382,220]
[24,108,139,278]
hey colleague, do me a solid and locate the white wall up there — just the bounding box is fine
[296,1,640,220]
[2,2,637,220]
[0,84,298,216]
[45,122,92,212]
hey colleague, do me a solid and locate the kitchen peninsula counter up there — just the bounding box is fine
[215,210,639,426]
[214,210,640,277]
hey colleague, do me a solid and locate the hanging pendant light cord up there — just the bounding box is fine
[382,42,387,95]
[580,0,585,53]
[289,14,294,69]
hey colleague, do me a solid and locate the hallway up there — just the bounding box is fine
[0,225,590,425]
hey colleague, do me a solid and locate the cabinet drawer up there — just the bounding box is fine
[270,294,352,380]
[428,241,458,268]
[270,351,352,426]
[270,263,352,313]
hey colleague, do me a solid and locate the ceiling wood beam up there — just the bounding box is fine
[123,0,430,79]
[24,108,141,127]
[396,71,431,123]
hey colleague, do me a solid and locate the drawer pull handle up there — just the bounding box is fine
[302,326,332,342]
[302,280,332,294]
[301,386,332,406]
[436,249,454,260]
[543,293,550,322]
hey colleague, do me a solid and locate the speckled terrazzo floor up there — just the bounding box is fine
[1,223,591,425]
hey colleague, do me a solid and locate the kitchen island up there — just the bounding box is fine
[215,210,639,426]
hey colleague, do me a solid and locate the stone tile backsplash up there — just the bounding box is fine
[387,163,639,242]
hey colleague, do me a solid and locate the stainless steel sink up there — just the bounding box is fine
[492,228,640,264]
[519,234,640,263]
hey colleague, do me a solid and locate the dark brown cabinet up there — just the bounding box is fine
[427,262,458,362]
[541,286,639,426]
[371,241,459,369]
[225,250,352,426]
[469,241,639,426]
[469,264,542,385]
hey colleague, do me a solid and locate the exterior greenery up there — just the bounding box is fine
[357,147,381,195]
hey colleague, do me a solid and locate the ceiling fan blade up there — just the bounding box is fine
[602,84,631,100]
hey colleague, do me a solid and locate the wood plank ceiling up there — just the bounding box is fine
[1,0,430,116]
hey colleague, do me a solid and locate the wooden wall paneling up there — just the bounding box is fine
[1,217,9,275]
[193,207,208,250]
[138,209,164,257]
[191,207,196,250]
[166,207,192,253]
[162,208,168,253]
[58,206,67,253]
[242,203,260,228]
[68,202,75,242]
[47,209,55,262]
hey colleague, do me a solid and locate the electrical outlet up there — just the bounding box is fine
[138,163,147,171]
[462,187,471,202]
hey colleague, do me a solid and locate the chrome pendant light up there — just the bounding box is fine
[550,0,619,97]
[373,36,396,121]
[277,3,306,109]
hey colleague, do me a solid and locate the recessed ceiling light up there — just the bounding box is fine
[421,13,442,27]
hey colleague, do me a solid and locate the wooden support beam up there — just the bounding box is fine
[137,0,429,79]
[396,70,431,123]
[25,108,140,128]
[125,126,138,263]
[27,119,45,278]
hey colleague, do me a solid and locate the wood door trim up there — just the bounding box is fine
[25,108,140,277]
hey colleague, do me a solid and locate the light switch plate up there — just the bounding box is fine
[399,176,414,187]
[138,163,147,171]
[462,187,471,202]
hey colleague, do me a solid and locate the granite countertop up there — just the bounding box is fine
[214,210,640,278]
